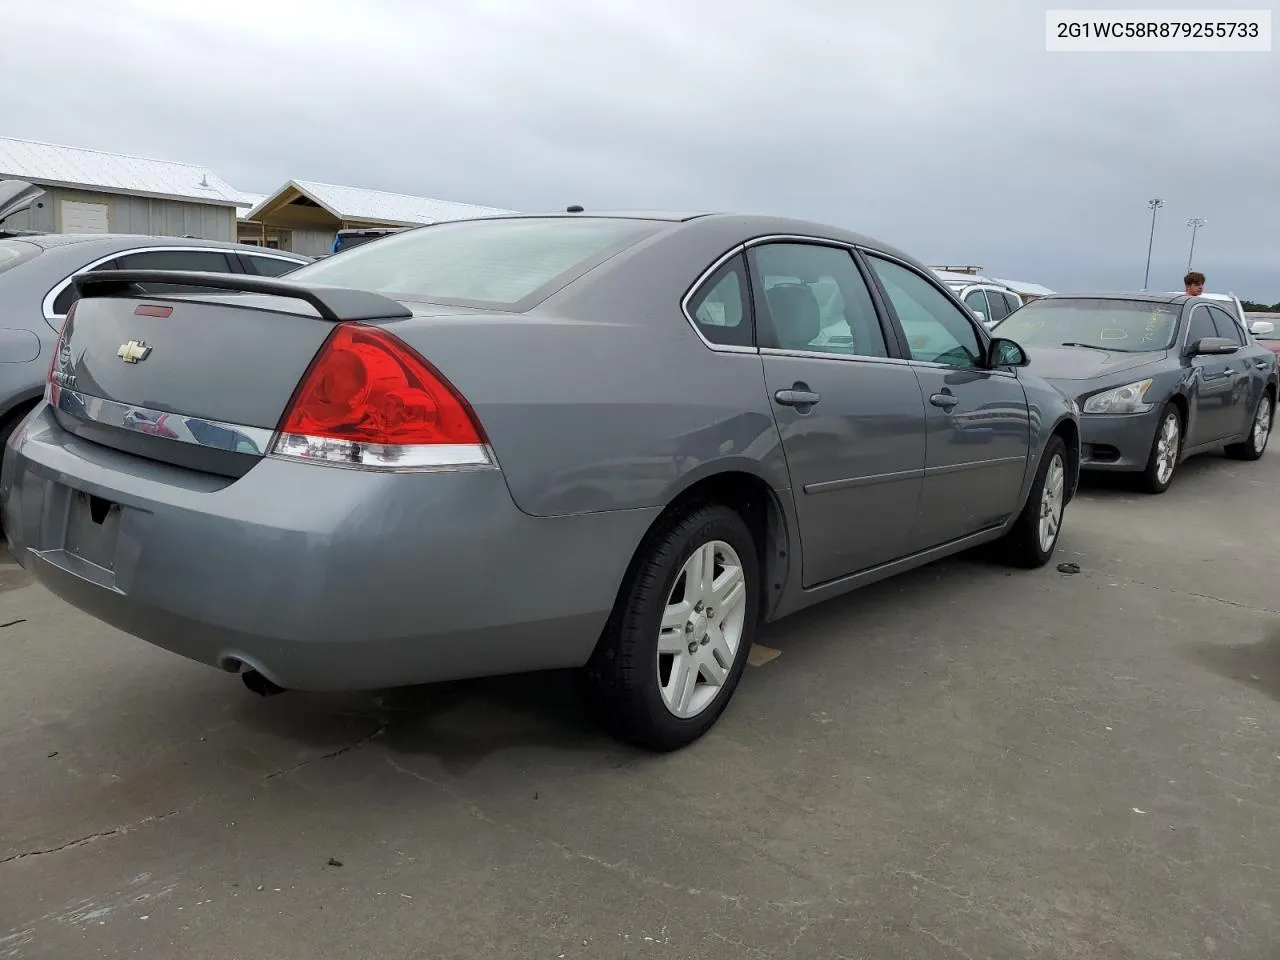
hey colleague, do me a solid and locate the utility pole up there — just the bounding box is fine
[1143,198,1164,291]
[1186,218,1206,272]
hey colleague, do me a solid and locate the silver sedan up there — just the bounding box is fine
[3,211,1080,750]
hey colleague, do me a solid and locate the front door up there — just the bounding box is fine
[750,241,927,587]
[862,254,1032,550]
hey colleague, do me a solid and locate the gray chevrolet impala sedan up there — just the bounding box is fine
[1,212,1081,750]
[991,293,1278,493]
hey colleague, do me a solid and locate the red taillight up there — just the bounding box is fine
[45,301,76,407]
[270,322,491,471]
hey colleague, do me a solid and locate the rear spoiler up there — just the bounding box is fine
[71,269,412,322]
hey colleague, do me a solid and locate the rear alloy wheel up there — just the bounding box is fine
[1140,406,1181,494]
[1226,392,1273,461]
[996,434,1068,569]
[581,503,759,751]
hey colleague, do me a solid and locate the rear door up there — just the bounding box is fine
[746,239,926,587]
[1184,304,1237,444]
[982,287,1011,325]
[862,253,1031,551]
[1208,303,1258,437]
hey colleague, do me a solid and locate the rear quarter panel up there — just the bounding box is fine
[384,311,788,517]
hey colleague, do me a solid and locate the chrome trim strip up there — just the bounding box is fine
[42,245,309,322]
[804,467,924,495]
[922,456,1027,478]
[758,346,1017,377]
[49,386,276,455]
[759,346,912,367]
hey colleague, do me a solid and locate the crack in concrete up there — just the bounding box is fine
[1,722,387,866]
[0,811,181,864]
[1081,569,1280,616]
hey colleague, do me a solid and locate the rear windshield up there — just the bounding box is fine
[995,297,1180,353]
[288,216,662,308]
[0,239,40,274]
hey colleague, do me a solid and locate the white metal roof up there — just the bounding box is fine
[990,277,1055,297]
[243,179,513,225]
[933,268,997,285]
[235,192,268,220]
[0,136,241,207]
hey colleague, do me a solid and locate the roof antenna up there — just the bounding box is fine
[566,204,584,213]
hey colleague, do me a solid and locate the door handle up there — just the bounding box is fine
[774,388,821,408]
[929,393,960,409]
[1255,359,1270,370]
[1201,368,1229,380]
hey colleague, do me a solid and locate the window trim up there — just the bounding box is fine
[685,252,755,349]
[857,248,1002,374]
[679,243,757,355]
[1206,303,1245,345]
[42,244,308,321]
[1181,302,1220,352]
[680,233,920,362]
[746,239,897,361]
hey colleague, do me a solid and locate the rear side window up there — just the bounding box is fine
[51,256,121,315]
[984,289,1011,322]
[285,217,662,308]
[751,242,888,358]
[242,254,301,277]
[963,289,990,319]
[1208,305,1244,344]
[687,255,752,348]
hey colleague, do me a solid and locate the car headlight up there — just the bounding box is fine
[1082,379,1155,415]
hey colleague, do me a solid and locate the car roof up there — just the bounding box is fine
[14,233,308,256]
[1039,291,1187,305]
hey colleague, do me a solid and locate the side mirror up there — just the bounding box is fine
[1188,337,1239,357]
[988,337,1029,367]
[972,310,986,323]
[1250,320,1275,336]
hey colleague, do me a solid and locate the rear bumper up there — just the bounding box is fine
[1077,410,1162,472]
[2,405,658,690]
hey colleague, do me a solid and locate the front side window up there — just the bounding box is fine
[866,255,982,368]
[996,298,1181,354]
[1186,306,1217,345]
[687,255,751,347]
[286,216,662,308]
[751,242,888,358]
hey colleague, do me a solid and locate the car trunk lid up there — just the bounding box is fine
[49,270,413,477]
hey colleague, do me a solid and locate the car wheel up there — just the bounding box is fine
[1139,405,1182,494]
[1225,391,1273,461]
[996,434,1068,569]
[580,503,759,752]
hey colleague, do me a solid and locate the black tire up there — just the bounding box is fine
[1138,404,1183,494]
[996,434,1068,569]
[580,502,760,752]
[1225,390,1273,461]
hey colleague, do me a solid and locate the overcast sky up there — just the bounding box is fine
[2,0,1276,299]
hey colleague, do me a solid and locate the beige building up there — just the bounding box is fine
[237,179,512,255]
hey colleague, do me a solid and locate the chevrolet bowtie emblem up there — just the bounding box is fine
[117,340,152,363]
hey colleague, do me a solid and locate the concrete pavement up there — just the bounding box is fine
[2,451,1279,959]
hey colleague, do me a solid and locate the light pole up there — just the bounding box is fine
[1186,218,1206,271]
[1143,198,1164,290]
